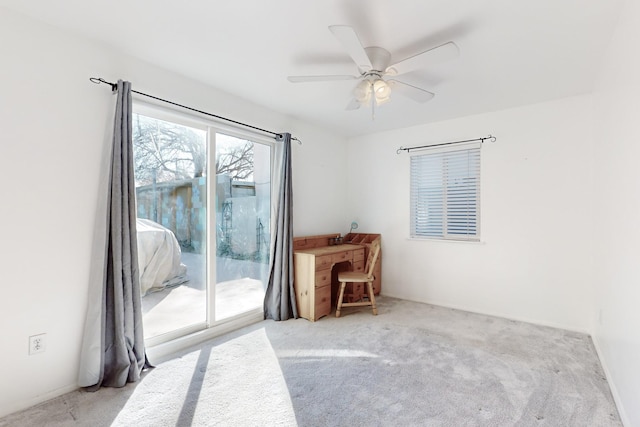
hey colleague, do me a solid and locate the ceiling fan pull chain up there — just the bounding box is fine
[371,82,376,121]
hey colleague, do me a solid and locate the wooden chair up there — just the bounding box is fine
[336,237,381,317]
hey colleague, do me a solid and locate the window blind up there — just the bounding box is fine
[410,144,481,240]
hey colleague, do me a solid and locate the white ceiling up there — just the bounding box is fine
[0,0,623,137]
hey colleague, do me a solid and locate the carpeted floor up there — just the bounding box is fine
[0,297,622,426]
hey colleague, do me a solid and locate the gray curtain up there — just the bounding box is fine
[79,80,148,389]
[264,133,297,320]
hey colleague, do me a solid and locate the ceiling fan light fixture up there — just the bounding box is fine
[373,79,390,97]
[373,78,391,105]
[354,79,372,104]
[375,94,391,106]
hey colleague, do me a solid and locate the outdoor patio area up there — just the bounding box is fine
[141,252,266,339]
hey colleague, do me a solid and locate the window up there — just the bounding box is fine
[410,143,480,241]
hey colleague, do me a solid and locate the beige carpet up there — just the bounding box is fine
[0,297,622,426]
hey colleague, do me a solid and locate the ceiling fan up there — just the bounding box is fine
[287,25,459,115]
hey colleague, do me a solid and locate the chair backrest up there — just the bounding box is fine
[364,237,381,279]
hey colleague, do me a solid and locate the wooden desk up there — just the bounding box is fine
[294,244,366,321]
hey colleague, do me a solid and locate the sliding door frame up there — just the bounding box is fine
[133,99,275,353]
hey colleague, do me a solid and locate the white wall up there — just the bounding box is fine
[347,94,596,333]
[592,0,640,425]
[0,7,347,417]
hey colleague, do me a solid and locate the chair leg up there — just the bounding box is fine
[336,281,347,317]
[367,281,378,315]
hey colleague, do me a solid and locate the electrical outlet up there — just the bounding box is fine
[29,334,46,355]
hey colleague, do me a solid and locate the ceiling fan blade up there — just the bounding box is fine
[346,98,361,110]
[388,80,435,103]
[328,25,373,72]
[386,42,459,76]
[287,75,359,83]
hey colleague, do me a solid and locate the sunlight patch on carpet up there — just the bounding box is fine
[112,328,297,426]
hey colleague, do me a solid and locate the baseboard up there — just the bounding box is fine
[380,292,591,335]
[591,334,630,427]
[0,383,79,419]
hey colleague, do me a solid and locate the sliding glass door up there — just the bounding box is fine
[132,105,271,343]
[214,132,270,321]
[132,111,208,341]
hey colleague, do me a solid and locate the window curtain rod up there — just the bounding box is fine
[90,77,302,145]
[396,135,495,154]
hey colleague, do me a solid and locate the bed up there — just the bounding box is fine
[136,218,188,295]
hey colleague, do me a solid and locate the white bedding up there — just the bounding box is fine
[137,218,188,295]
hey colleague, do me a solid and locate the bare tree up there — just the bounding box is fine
[133,114,254,185]
[216,142,253,181]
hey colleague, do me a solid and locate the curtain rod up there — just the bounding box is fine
[90,77,302,145]
[396,135,496,154]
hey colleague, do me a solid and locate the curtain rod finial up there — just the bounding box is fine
[90,77,117,92]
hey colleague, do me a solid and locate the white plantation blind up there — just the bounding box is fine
[410,144,481,240]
